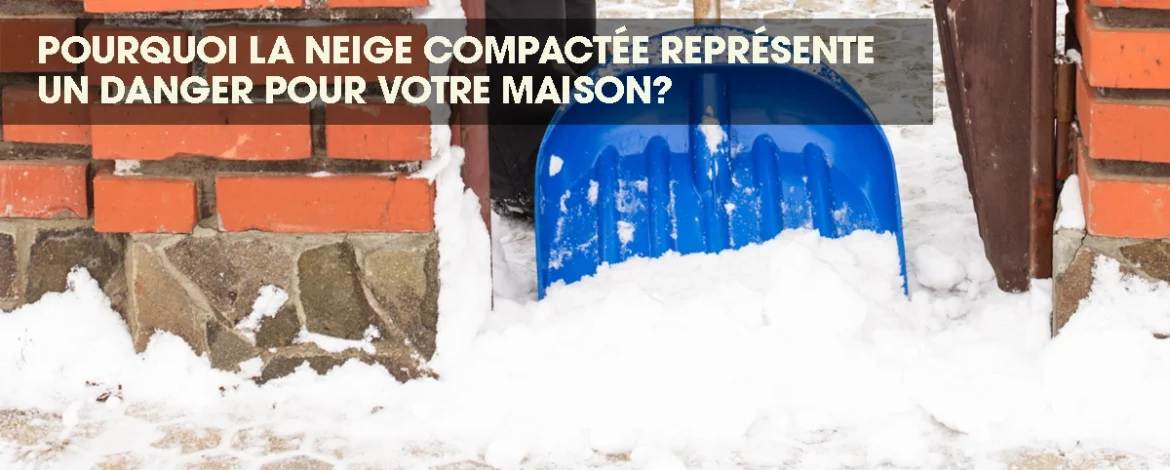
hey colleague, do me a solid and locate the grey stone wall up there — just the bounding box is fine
[1,220,441,383]
[125,230,440,382]
[0,220,127,313]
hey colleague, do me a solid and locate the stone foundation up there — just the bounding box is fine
[1052,202,1170,335]
[1,220,440,383]
[0,220,127,313]
[124,229,440,382]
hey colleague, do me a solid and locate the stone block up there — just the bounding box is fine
[255,303,301,349]
[26,227,125,306]
[206,320,259,372]
[1119,240,1170,283]
[258,342,433,384]
[359,233,439,359]
[298,242,387,340]
[166,236,293,324]
[0,232,16,301]
[127,240,208,354]
[1053,247,1101,335]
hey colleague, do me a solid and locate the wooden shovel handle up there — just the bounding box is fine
[694,0,720,24]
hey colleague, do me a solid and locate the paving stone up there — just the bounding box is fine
[166,236,293,324]
[298,242,387,340]
[182,455,243,470]
[0,409,57,446]
[231,427,305,454]
[94,453,146,470]
[258,456,333,470]
[151,424,223,454]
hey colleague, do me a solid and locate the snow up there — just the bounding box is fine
[235,285,289,340]
[4,1,1170,468]
[699,106,727,154]
[112,160,141,176]
[911,244,967,291]
[549,155,564,176]
[1056,174,1086,230]
[616,220,636,245]
[293,326,381,354]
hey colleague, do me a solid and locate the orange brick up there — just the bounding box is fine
[325,104,431,161]
[1077,136,1170,238]
[1,86,91,145]
[84,24,193,83]
[216,175,434,233]
[0,20,76,73]
[90,104,312,160]
[1076,68,1170,163]
[85,0,302,13]
[1090,0,1170,8]
[93,172,198,233]
[0,162,89,219]
[1076,0,1170,89]
[203,23,429,83]
[328,0,428,7]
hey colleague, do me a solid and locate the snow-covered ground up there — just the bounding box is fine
[8,0,1170,469]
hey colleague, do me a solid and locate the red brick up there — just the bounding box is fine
[84,24,193,83]
[203,23,429,83]
[0,162,89,219]
[1076,67,1170,163]
[216,175,434,233]
[90,104,312,160]
[0,19,76,73]
[1090,0,1170,8]
[1077,136,1170,238]
[93,171,198,233]
[328,0,428,7]
[1,86,91,145]
[325,104,431,161]
[85,0,302,13]
[1076,0,1170,89]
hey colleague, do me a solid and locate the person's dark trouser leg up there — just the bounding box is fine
[486,0,596,218]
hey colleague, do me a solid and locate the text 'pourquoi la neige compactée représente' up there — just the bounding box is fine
[36,28,877,106]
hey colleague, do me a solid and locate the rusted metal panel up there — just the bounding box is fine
[934,0,1057,291]
[457,0,491,232]
[1031,0,1057,281]
[457,0,492,304]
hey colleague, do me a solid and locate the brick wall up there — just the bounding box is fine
[0,0,454,382]
[1053,0,1170,333]
[1073,0,1170,238]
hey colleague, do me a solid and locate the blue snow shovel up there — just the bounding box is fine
[533,4,907,298]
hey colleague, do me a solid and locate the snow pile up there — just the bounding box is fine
[6,224,1170,466]
[0,269,135,411]
[235,285,289,340]
[1055,174,1086,230]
